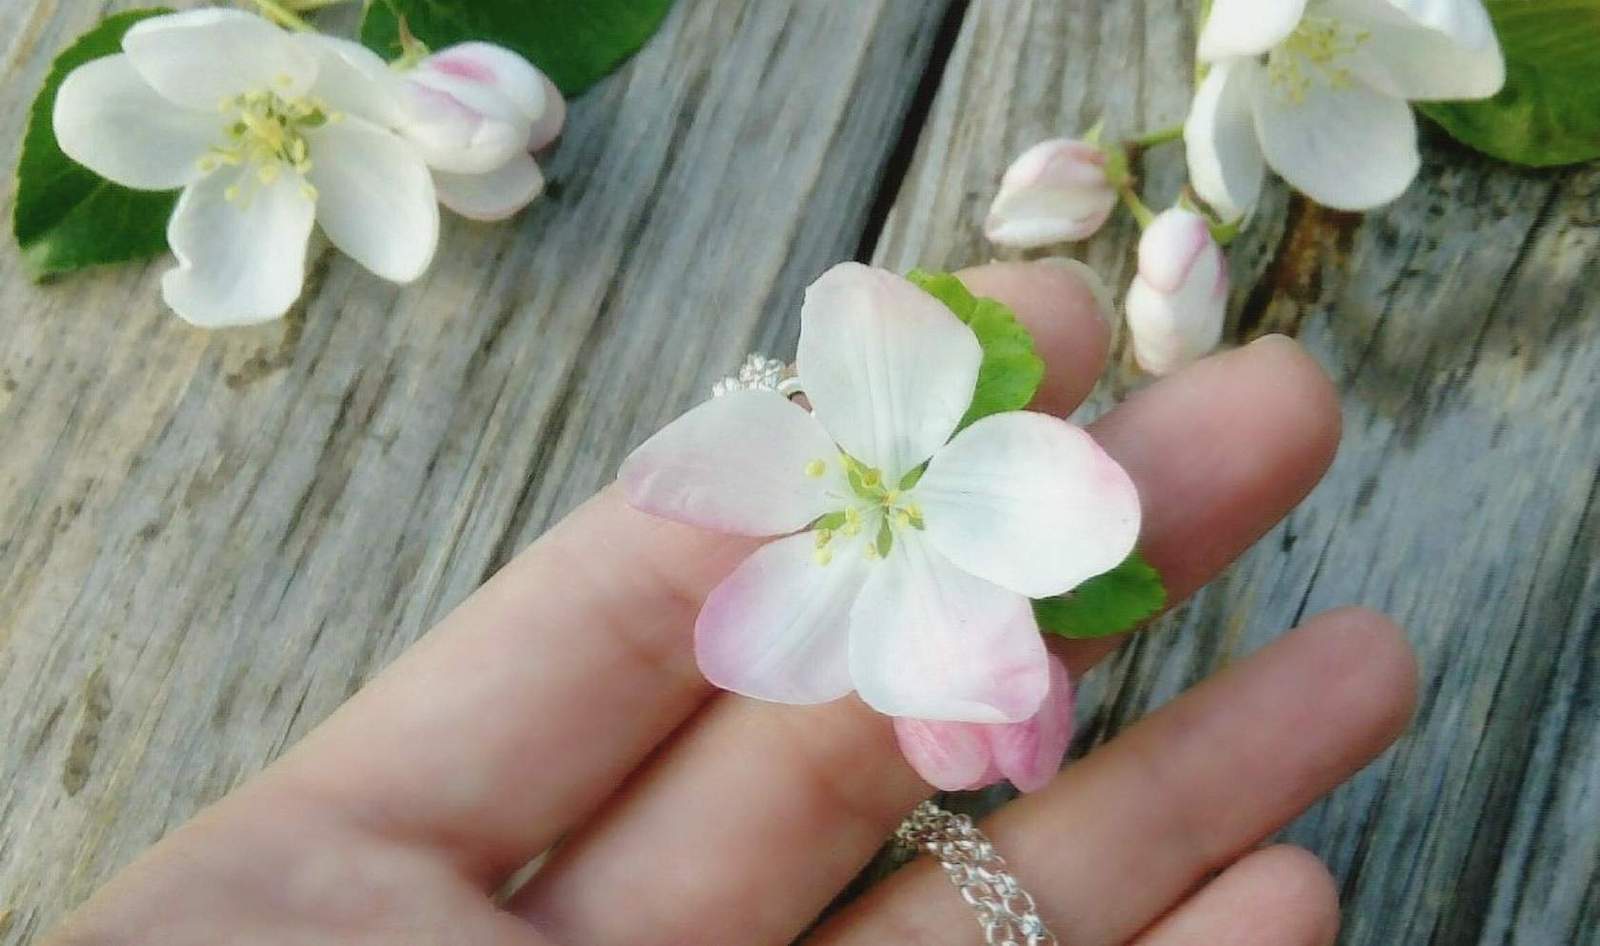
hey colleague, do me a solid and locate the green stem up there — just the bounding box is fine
[1126,124,1184,149]
[1118,184,1157,229]
[282,0,350,10]
[250,0,315,32]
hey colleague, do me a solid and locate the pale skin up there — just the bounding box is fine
[40,261,1417,946]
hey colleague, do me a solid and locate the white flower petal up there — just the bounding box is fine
[1327,0,1505,101]
[422,43,551,125]
[984,138,1116,247]
[433,154,545,221]
[52,54,215,190]
[305,117,439,283]
[397,81,527,174]
[1251,64,1420,211]
[161,165,314,327]
[124,9,316,110]
[695,532,866,705]
[849,531,1048,724]
[916,412,1140,598]
[1184,58,1265,222]
[620,390,843,537]
[796,263,981,478]
[1198,0,1308,61]
[298,34,404,124]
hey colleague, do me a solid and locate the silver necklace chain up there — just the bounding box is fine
[894,801,1058,946]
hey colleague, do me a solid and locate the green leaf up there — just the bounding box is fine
[907,269,1045,431]
[13,8,179,281]
[1033,551,1167,640]
[361,0,676,98]
[1420,0,1600,167]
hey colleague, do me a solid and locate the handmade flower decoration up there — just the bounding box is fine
[1185,0,1505,220]
[984,138,1117,249]
[395,42,567,221]
[52,9,439,326]
[894,654,1074,792]
[1124,207,1229,376]
[620,263,1141,727]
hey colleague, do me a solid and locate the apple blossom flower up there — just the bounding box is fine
[620,263,1141,723]
[1185,0,1505,219]
[52,9,439,327]
[394,42,566,221]
[894,654,1074,793]
[984,138,1117,248]
[1125,208,1229,376]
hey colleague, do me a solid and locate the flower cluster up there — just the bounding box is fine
[52,9,565,327]
[621,263,1141,786]
[982,0,1503,376]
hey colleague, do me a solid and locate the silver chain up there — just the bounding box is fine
[894,801,1058,946]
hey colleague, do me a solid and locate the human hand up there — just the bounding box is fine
[41,261,1416,946]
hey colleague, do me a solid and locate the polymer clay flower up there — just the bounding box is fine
[52,9,437,326]
[984,138,1117,248]
[395,42,566,220]
[1185,0,1504,219]
[621,263,1141,723]
[895,654,1074,792]
[1125,207,1229,376]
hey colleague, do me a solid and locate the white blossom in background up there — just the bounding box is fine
[1184,0,1505,220]
[53,9,438,327]
[984,138,1117,248]
[395,42,567,221]
[1124,207,1228,376]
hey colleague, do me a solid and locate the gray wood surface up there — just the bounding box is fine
[2,1,1597,944]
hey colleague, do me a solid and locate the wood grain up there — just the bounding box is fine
[868,3,1600,944]
[0,1,955,939]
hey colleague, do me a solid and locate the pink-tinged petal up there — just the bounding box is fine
[52,54,215,190]
[620,390,842,537]
[1136,207,1213,294]
[397,80,526,174]
[1198,0,1308,62]
[893,718,995,791]
[399,43,560,173]
[797,263,981,478]
[916,411,1141,599]
[695,532,866,704]
[1125,207,1230,376]
[1184,58,1265,223]
[124,9,316,110]
[984,138,1117,248]
[526,72,566,152]
[432,154,545,222]
[988,655,1074,793]
[1327,0,1504,101]
[849,530,1048,724]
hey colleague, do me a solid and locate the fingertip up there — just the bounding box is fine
[1297,607,1419,746]
[1235,845,1342,946]
[954,260,1113,415]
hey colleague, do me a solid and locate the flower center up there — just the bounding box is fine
[806,455,925,566]
[1266,16,1371,104]
[197,80,338,203]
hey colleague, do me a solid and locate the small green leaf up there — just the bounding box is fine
[361,0,676,97]
[1033,551,1167,640]
[907,269,1045,431]
[14,8,178,281]
[1420,0,1600,167]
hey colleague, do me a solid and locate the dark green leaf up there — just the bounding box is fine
[13,8,178,281]
[361,0,676,97]
[907,269,1045,431]
[1033,551,1167,640]
[1420,0,1600,167]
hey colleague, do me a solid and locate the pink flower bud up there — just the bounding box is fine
[893,656,1074,793]
[984,139,1117,248]
[1124,208,1229,376]
[397,42,565,175]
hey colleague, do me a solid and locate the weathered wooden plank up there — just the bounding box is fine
[0,1,956,939]
[868,2,1600,944]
